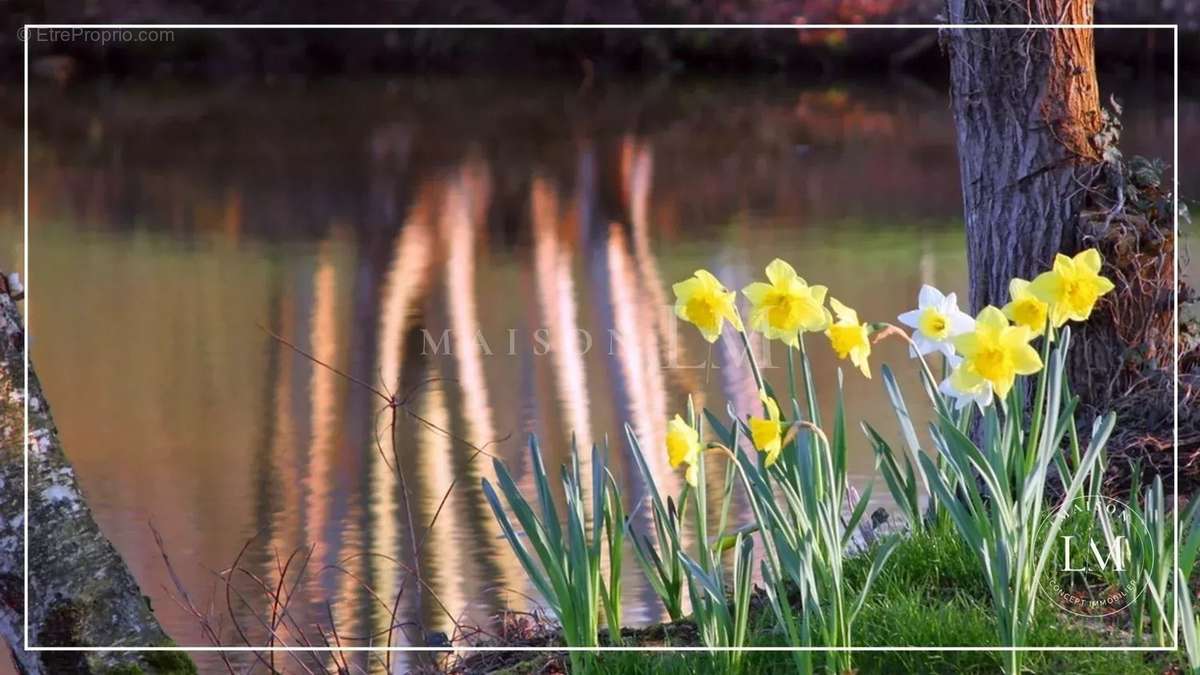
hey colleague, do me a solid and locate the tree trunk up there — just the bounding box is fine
[944,0,1103,314]
[0,287,193,673]
[944,1,1190,488]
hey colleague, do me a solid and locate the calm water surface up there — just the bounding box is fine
[10,73,1184,671]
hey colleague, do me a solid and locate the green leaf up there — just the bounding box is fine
[842,481,875,547]
[481,477,559,614]
[528,435,562,553]
[881,364,923,460]
[850,536,900,623]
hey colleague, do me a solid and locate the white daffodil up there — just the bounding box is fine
[938,367,994,411]
[897,285,974,360]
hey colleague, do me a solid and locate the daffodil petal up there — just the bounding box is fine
[949,311,975,335]
[918,284,944,308]
[975,306,1009,331]
[1077,248,1103,274]
[829,297,856,323]
[764,258,797,286]
[1011,343,1043,375]
[897,309,922,329]
[992,371,1015,399]
[809,284,828,305]
[952,331,980,357]
[742,281,772,306]
[1052,253,1074,274]
[694,269,725,290]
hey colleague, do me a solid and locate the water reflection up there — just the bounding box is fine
[372,180,435,649]
[16,76,1177,664]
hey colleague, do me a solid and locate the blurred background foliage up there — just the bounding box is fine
[0,1,1194,82]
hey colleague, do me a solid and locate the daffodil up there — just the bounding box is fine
[938,368,994,411]
[741,259,832,348]
[672,269,743,343]
[1028,249,1115,327]
[665,414,702,486]
[896,284,974,359]
[825,298,872,378]
[1003,278,1050,338]
[950,306,1043,399]
[749,391,784,467]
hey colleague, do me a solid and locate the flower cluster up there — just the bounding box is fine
[664,250,1114,482]
[929,249,1113,410]
[672,258,871,375]
[670,258,873,473]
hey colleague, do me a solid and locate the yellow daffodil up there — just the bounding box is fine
[749,391,784,467]
[1003,278,1050,337]
[672,269,743,343]
[825,298,872,379]
[665,414,702,486]
[741,259,832,348]
[950,306,1043,399]
[1028,249,1115,327]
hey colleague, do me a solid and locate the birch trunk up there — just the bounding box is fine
[0,289,193,673]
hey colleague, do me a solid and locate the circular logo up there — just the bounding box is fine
[17,27,29,42]
[1038,495,1147,617]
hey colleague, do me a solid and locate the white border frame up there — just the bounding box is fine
[21,22,1180,658]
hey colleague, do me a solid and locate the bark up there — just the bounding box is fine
[0,289,194,674]
[944,0,1190,488]
[944,0,1103,315]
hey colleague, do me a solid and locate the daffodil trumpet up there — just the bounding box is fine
[826,298,873,379]
[672,269,743,343]
[749,392,786,467]
[666,413,703,487]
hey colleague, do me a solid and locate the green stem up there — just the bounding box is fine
[787,344,800,411]
[733,312,765,395]
[703,342,713,387]
[694,433,710,573]
[797,333,821,425]
[1023,323,1055,472]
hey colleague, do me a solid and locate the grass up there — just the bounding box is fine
[846,521,1163,675]
[468,521,1182,674]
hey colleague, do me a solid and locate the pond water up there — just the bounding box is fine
[9,70,1185,671]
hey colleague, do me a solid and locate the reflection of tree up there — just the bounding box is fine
[413,380,467,637]
[304,236,346,625]
[532,175,593,452]
[438,159,523,607]
[371,183,436,644]
[605,223,672,491]
[264,279,302,592]
[622,135,703,403]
